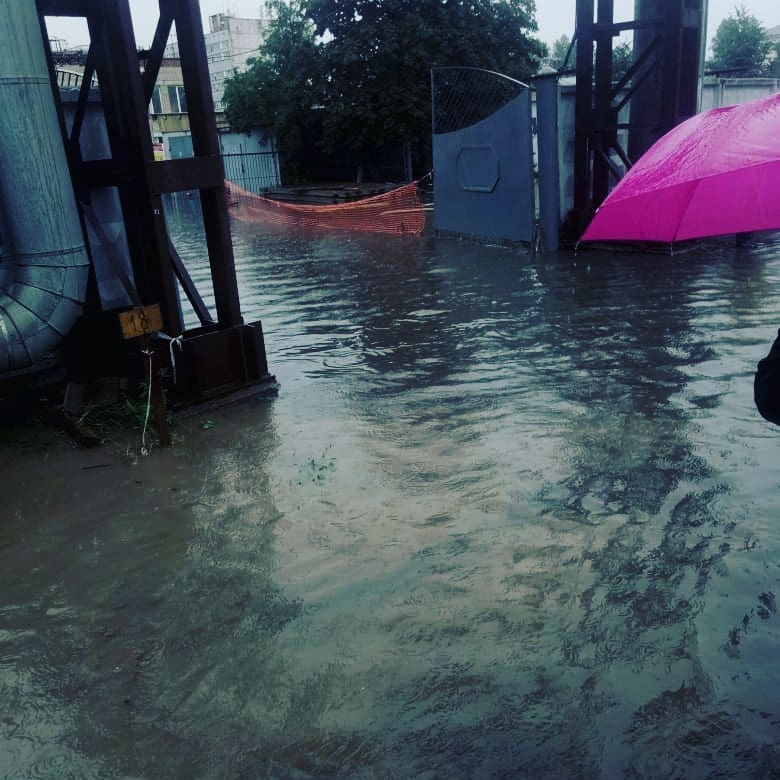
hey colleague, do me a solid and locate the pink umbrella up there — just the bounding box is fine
[580,91,780,244]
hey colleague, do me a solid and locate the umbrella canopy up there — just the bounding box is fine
[580,91,780,244]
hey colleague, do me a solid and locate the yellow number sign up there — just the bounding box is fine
[118,304,163,340]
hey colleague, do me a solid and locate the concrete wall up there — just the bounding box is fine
[700,77,780,110]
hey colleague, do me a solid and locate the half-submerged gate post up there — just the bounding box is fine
[534,66,561,252]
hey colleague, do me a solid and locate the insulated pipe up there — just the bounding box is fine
[0,1,90,373]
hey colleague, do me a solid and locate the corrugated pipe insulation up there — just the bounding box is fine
[0,1,90,373]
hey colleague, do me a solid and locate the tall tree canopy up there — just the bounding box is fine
[224,0,545,179]
[545,35,631,82]
[612,41,633,82]
[771,41,780,78]
[548,34,575,72]
[223,0,321,149]
[708,6,771,76]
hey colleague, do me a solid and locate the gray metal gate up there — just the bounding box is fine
[431,67,535,245]
[222,151,281,194]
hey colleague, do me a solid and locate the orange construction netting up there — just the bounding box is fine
[225,179,426,236]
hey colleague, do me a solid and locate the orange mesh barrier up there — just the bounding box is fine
[225,179,426,236]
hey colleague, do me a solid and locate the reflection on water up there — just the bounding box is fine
[2,203,780,778]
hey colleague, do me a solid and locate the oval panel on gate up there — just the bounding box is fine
[456,146,500,192]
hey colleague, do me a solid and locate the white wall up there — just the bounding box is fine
[700,77,779,110]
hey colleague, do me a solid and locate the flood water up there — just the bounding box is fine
[2,203,780,779]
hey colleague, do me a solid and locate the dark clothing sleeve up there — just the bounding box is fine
[755,328,780,425]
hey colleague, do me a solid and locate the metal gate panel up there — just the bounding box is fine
[432,68,534,244]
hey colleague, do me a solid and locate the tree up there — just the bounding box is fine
[223,0,321,156]
[612,41,632,82]
[547,35,629,83]
[708,6,771,76]
[224,0,546,179]
[314,0,547,174]
[548,35,575,72]
[769,41,780,78]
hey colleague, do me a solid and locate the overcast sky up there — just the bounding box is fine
[45,0,778,55]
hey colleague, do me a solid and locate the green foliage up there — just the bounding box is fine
[223,0,546,178]
[708,6,771,76]
[308,0,545,161]
[549,34,575,72]
[223,0,321,154]
[769,42,780,78]
[612,41,633,82]
[547,35,630,83]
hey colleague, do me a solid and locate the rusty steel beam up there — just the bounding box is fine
[573,0,595,226]
[38,0,99,16]
[168,0,243,328]
[141,9,175,104]
[149,156,225,194]
[592,0,615,207]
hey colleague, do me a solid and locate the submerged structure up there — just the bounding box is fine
[0,0,274,411]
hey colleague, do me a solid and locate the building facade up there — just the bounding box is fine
[163,12,269,113]
[53,36,280,190]
[204,13,269,112]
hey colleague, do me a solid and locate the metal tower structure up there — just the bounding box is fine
[573,0,707,231]
[35,0,273,406]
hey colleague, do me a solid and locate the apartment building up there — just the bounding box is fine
[166,13,268,112]
[205,13,269,112]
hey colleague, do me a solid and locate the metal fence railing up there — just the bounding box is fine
[431,66,528,135]
[221,151,281,194]
[56,68,99,90]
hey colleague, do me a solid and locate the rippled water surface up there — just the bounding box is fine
[2,202,780,779]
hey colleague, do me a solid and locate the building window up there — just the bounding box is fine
[167,85,188,114]
[150,85,162,114]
